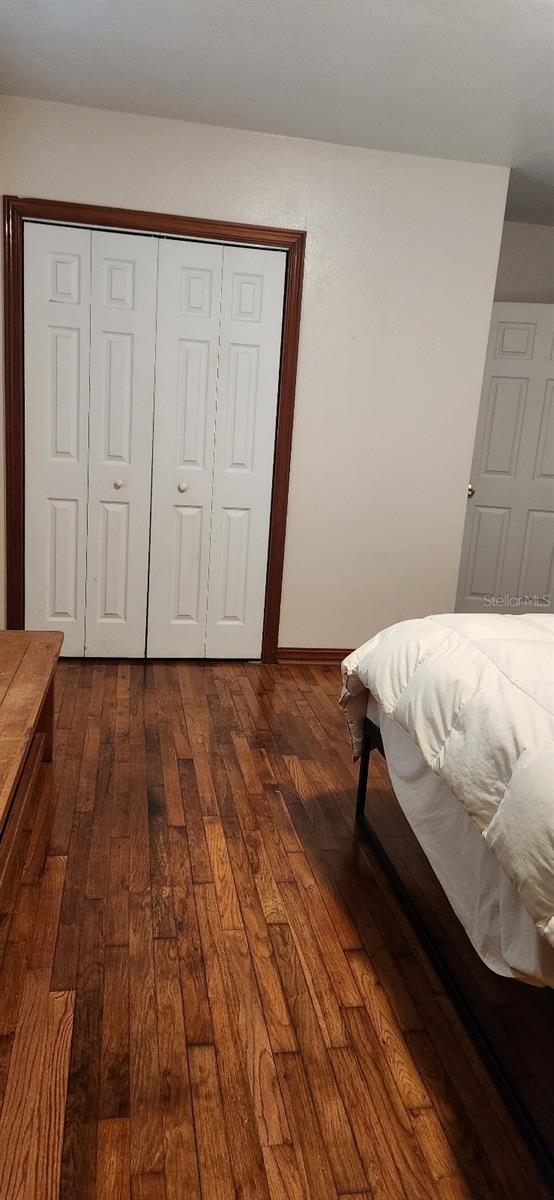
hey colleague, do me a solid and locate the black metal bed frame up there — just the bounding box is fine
[355,716,554,1193]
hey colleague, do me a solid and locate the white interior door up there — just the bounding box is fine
[146,239,223,656]
[205,245,286,658]
[457,302,554,613]
[24,222,91,655]
[84,231,158,656]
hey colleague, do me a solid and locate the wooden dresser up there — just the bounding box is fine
[0,631,63,889]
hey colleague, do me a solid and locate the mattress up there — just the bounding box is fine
[372,701,554,987]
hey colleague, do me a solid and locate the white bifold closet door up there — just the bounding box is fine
[25,224,158,657]
[147,240,223,656]
[25,223,286,659]
[147,243,286,658]
[84,231,157,655]
[205,247,287,657]
[24,223,91,655]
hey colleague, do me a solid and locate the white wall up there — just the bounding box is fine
[0,96,508,648]
[495,221,554,302]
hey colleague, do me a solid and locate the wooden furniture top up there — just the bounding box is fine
[0,631,63,831]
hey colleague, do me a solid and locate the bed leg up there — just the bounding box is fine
[355,722,371,824]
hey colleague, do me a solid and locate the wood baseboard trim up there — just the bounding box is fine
[276,647,351,664]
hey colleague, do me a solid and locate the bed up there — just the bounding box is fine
[340,612,554,1181]
[369,706,554,986]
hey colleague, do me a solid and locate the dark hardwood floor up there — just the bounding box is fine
[0,658,550,1200]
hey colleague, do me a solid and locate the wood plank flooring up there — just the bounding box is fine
[0,659,550,1200]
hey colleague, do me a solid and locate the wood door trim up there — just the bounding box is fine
[3,195,306,661]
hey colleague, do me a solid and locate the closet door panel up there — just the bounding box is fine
[24,222,91,656]
[85,231,158,657]
[147,240,223,656]
[205,246,286,658]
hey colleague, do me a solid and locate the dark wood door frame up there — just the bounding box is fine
[3,195,305,661]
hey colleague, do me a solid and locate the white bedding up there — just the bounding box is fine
[340,613,554,950]
[376,705,554,986]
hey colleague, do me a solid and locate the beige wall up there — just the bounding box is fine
[495,221,554,302]
[0,96,508,648]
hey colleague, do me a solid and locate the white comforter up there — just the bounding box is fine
[340,613,554,948]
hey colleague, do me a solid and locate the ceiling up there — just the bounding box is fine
[0,0,553,223]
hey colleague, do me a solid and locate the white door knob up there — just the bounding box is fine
[113,479,125,490]
[177,481,189,493]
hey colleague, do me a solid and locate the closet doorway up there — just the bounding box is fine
[4,197,306,661]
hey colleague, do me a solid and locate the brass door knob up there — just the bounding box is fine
[467,484,475,498]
